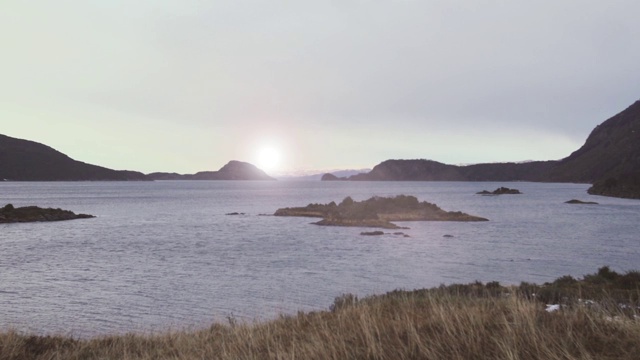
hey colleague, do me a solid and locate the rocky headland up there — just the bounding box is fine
[274,195,488,229]
[587,172,640,199]
[0,204,95,223]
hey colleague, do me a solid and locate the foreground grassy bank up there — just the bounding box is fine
[1,267,639,360]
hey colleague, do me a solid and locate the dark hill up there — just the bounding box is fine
[548,100,640,182]
[0,134,148,181]
[460,161,557,182]
[336,99,640,185]
[320,173,343,181]
[147,161,275,181]
[344,159,556,182]
[349,159,463,181]
[145,172,184,180]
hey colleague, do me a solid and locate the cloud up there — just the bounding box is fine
[2,1,640,173]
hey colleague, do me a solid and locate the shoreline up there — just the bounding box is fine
[2,267,638,359]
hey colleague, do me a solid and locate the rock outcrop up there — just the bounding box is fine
[0,204,95,223]
[360,231,385,236]
[275,195,488,229]
[564,199,599,204]
[476,187,522,195]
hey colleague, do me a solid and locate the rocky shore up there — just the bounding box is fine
[0,204,95,223]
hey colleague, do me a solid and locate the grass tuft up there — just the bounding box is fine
[1,267,639,359]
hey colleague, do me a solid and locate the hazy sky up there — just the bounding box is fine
[2,1,640,175]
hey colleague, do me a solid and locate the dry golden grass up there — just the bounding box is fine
[1,283,639,360]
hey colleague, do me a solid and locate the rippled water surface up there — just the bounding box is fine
[1,181,638,336]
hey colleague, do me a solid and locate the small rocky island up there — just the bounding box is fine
[0,204,95,223]
[476,187,522,195]
[274,195,488,229]
[565,199,599,205]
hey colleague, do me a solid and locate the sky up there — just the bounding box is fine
[2,1,640,176]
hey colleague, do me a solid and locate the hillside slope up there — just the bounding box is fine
[0,134,148,181]
[549,100,640,182]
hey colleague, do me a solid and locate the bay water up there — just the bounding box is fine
[1,181,638,337]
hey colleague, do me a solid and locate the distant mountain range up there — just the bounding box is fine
[338,159,556,182]
[148,161,274,181]
[3,99,639,198]
[324,99,640,191]
[277,169,371,181]
[0,134,274,181]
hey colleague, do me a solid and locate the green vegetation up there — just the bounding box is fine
[1,267,639,359]
[275,195,488,229]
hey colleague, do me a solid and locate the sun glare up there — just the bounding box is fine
[256,146,282,173]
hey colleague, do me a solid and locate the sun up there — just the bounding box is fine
[256,146,282,173]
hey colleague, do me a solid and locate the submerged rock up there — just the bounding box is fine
[0,204,95,223]
[393,232,410,238]
[359,231,410,237]
[360,231,385,236]
[317,218,407,229]
[275,195,488,229]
